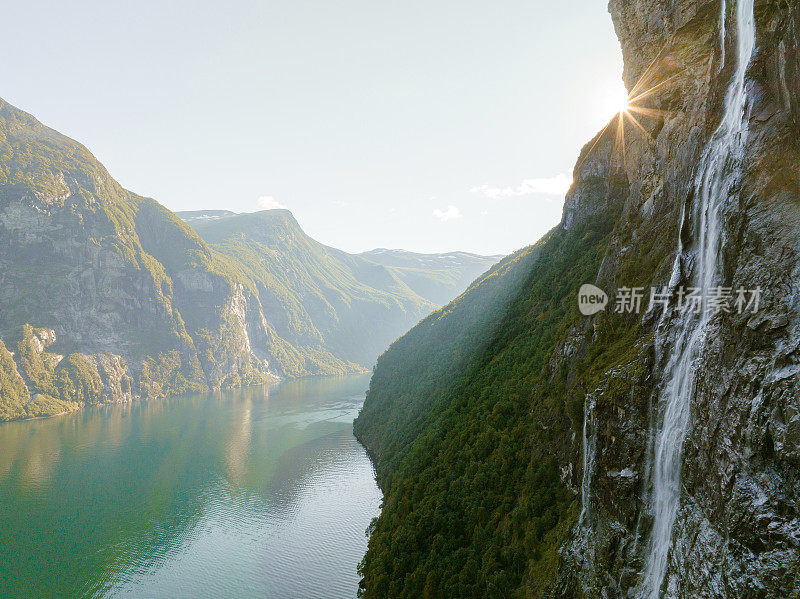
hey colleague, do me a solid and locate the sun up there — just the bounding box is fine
[614,86,632,114]
[620,97,632,115]
[577,44,689,173]
[579,74,674,171]
[590,83,633,128]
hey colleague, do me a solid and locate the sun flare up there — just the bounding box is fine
[579,52,682,172]
[619,96,632,114]
[615,86,632,114]
[591,83,633,127]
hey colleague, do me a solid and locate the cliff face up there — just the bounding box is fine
[354,0,800,596]
[560,0,800,595]
[0,99,282,420]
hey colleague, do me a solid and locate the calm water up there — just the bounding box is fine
[0,374,381,598]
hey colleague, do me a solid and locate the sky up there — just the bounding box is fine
[2,0,625,256]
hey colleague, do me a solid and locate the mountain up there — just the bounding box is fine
[178,210,443,369]
[0,99,489,422]
[359,249,502,306]
[353,123,626,597]
[179,213,502,310]
[354,0,800,597]
[0,97,263,421]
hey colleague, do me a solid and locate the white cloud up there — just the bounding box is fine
[257,195,287,210]
[470,172,573,199]
[432,205,462,222]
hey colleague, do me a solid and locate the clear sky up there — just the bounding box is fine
[2,0,625,256]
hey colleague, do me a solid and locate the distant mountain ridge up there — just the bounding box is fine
[177,210,502,309]
[181,209,441,369]
[359,248,502,306]
[360,248,502,268]
[0,98,497,422]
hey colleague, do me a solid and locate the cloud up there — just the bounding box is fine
[432,205,462,222]
[257,195,287,210]
[470,172,573,199]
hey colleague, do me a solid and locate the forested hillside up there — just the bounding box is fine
[354,120,630,596]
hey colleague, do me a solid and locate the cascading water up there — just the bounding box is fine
[640,0,755,597]
[719,0,727,69]
[579,393,597,526]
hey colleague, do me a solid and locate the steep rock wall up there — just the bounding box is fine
[559,0,800,596]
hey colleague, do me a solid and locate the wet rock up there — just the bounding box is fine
[556,0,800,596]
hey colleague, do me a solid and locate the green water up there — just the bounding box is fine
[0,374,381,598]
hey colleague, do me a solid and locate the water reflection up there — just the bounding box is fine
[0,375,381,599]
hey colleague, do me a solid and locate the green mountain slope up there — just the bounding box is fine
[182,209,437,368]
[0,97,288,420]
[353,121,631,596]
[354,1,800,596]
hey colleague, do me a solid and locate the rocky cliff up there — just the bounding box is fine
[354,0,800,596]
[0,98,265,420]
[559,0,800,596]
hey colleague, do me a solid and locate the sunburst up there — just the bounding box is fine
[579,43,686,171]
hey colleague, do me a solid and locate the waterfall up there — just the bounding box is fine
[719,0,727,70]
[640,0,755,597]
[579,393,597,526]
